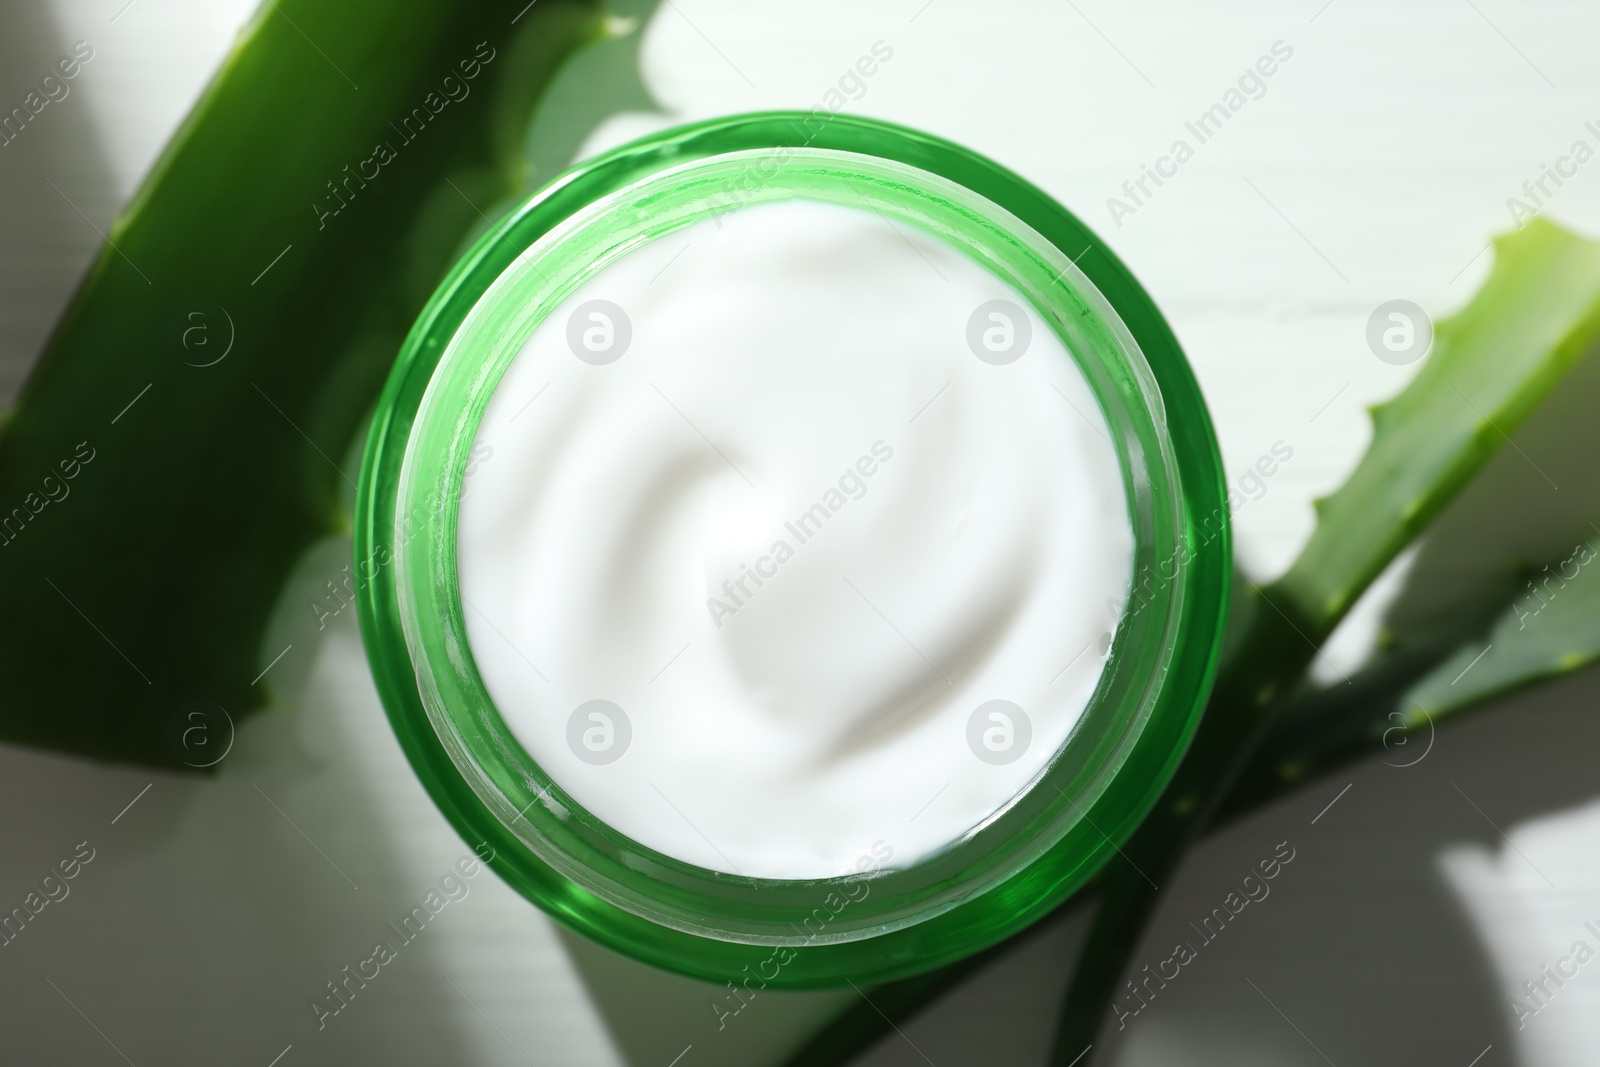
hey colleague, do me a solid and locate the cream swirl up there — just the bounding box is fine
[457,198,1131,879]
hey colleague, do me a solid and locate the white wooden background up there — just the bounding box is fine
[4,1,1600,1065]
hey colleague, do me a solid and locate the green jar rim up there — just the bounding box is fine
[355,111,1229,988]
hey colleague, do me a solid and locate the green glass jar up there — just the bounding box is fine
[354,112,1228,988]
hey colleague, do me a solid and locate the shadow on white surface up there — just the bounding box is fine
[557,927,853,1067]
[850,671,1600,1067]
[1386,342,1600,631]
[851,354,1600,1067]
[1443,792,1600,1067]
[5,1,1600,1065]
[0,612,493,1065]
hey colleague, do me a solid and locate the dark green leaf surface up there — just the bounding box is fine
[1047,218,1600,1062]
[1404,535,1600,716]
[0,0,603,767]
[790,220,1600,1067]
[1224,530,1600,825]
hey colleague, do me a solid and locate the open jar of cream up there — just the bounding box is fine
[355,112,1228,987]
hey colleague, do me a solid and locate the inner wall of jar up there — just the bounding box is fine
[452,194,1134,880]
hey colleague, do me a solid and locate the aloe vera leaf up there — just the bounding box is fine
[865,536,1599,1064]
[0,0,605,768]
[793,219,1600,1067]
[1228,532,1600,819]
[805,557,1598,1065]
[1041,218,1600,1061]
[1215,583,1514,823]
[1278,221,1600,629]
[799,579,1598,1067]
[1405,535,1600,713]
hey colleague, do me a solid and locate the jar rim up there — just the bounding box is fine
[355,111,1230,988]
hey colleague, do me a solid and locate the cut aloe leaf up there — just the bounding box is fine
[1046,218,1600,1060]
[1277,219,1600,629]
[1405,534,1600,715]
[0,0,606,768]
[790,218,1600,1067]
[1232,531,1600,816]
[1217,585,1512,821]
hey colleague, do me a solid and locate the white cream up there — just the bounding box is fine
[456,197,1132,880]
